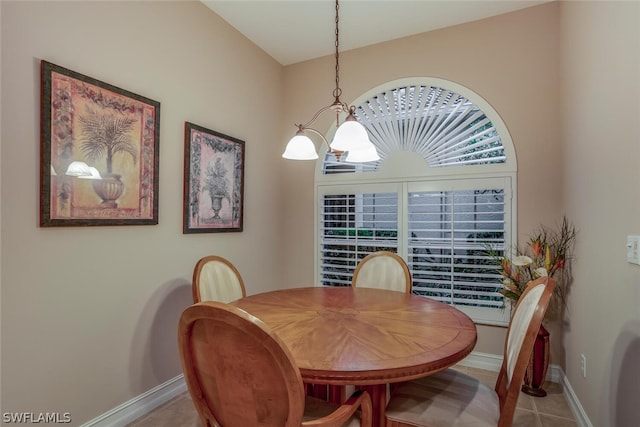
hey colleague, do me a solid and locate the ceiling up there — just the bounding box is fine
[202,0,551,65]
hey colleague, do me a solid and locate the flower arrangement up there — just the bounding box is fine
[203,157,230,202]
[494,216,577,303]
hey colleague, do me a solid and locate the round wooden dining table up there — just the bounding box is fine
[232,286,477,426]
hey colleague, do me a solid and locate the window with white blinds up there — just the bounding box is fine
[320,190,398,286]
[407,184,506,313]
[315,78,517,326]
[318,179,511,325]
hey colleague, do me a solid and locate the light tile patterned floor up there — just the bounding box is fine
[128,367,577,426]
[454,366,577,427]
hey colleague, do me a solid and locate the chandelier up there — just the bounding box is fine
[282,0,380,163]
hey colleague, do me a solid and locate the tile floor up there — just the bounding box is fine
[454,366,578,427]
[127,366,577,426]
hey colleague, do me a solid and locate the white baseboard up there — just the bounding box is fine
[82,351,593,427]
[457,351,562,383]
[560,373,594,427]
[79,375,186,427]
[458,351,592,427]
[456,351,503,372]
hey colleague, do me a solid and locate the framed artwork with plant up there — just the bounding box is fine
[40,60,160,226]
[183,122,245,233]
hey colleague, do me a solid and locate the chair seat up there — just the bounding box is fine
[385,369,499,427]
[303,396,362,426]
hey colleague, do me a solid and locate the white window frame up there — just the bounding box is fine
[313,78,517,326]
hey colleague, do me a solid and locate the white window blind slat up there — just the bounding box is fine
[321,186,506,308]
[325,85,506,174]
[408,188,505,309]
[320,191,399,286]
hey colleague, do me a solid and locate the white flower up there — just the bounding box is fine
[512,255,533,266]
[534,267,548,277]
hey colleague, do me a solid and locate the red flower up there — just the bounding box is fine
[501,258,512,277]
[530,238,543,259]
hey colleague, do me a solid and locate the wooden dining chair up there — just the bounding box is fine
[192,255,246,303]
[352,251,412,294]
[384,276,556,427]
[178,301,373,427]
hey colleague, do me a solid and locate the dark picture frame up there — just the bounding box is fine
[183,122,245,233]
[40,60,160,226]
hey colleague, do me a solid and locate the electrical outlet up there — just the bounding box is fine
[627,236,640,264]
[580,353,587,378]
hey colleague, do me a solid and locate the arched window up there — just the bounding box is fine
[315,78,517,326]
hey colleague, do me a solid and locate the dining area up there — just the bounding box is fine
[2,1,632,425]
[164,251,556,427]
[230,286,477,426]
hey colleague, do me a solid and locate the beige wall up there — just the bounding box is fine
[1,0,284,423]
[560,1,640,425]
[2,0,639,425]
[281,1,640,424]
[282,2,563,357]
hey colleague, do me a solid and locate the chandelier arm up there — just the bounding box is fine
[303,127,331,151]
[304,127,344,159]
[297,104,337,130]
[296,101,349,131]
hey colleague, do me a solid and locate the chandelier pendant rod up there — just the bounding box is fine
[297,0,347,131]
[332,0,346,112]
[283,0,380,163]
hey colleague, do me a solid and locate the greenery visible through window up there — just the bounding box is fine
[321,192,399,286]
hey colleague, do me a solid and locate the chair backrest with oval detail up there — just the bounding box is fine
[178,301,373,427]
[352,251,412,294]
[384,276,555,427]
[192,256,246,303]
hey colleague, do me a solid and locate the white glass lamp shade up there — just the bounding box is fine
[282,132,319,160]
[65,161,92,177]
[330,114,374,152]
[345,144,381,163]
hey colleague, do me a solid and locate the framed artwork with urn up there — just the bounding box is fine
[40,60,160,226]
[183,122,245,233]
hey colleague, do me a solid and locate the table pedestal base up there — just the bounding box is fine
[358,384,387,427]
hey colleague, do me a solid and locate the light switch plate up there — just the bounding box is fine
[627,235,640,265]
